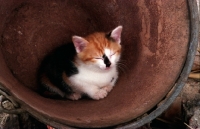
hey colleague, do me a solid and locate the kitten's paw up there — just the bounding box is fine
[92,89,108,100]
[68,92,82,100]
[102,85,113,93]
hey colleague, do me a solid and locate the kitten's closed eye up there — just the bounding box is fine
[110,52,116,57]
[94,57,103,60]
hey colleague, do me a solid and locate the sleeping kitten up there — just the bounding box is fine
[39,26,123,100]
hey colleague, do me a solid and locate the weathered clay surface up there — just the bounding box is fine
[0,0,189,128]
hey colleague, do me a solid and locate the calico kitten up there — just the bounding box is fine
[39,26,123,100]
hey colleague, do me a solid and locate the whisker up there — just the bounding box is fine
[118,60,127,65]
[117,61,128,74]
[118,65,126,74]
[118,62,127,68]
[118,60,128,69]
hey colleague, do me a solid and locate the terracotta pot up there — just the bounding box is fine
[0,0,198,128]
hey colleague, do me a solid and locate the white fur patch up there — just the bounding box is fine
[68,63,118,99]
[68,47,120,100]
[105,48,111,57]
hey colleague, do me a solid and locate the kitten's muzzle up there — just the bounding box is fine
[103,55,111,67]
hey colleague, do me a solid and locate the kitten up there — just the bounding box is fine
[39,26,123,100]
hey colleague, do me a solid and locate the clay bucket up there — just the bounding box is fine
[0,0,198,128]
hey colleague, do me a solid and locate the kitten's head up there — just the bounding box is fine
[72,26,122,71]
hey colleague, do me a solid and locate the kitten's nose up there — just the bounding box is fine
[103,54,111,67]
[106,62,111,67]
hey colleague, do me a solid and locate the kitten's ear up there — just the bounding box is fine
[110,25,123,44]
[72,36,88,53]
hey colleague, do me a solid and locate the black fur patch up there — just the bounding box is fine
[105,32,115,42]
[39,43,78,97]
[111,77,114,82]
[103,54,111,67]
